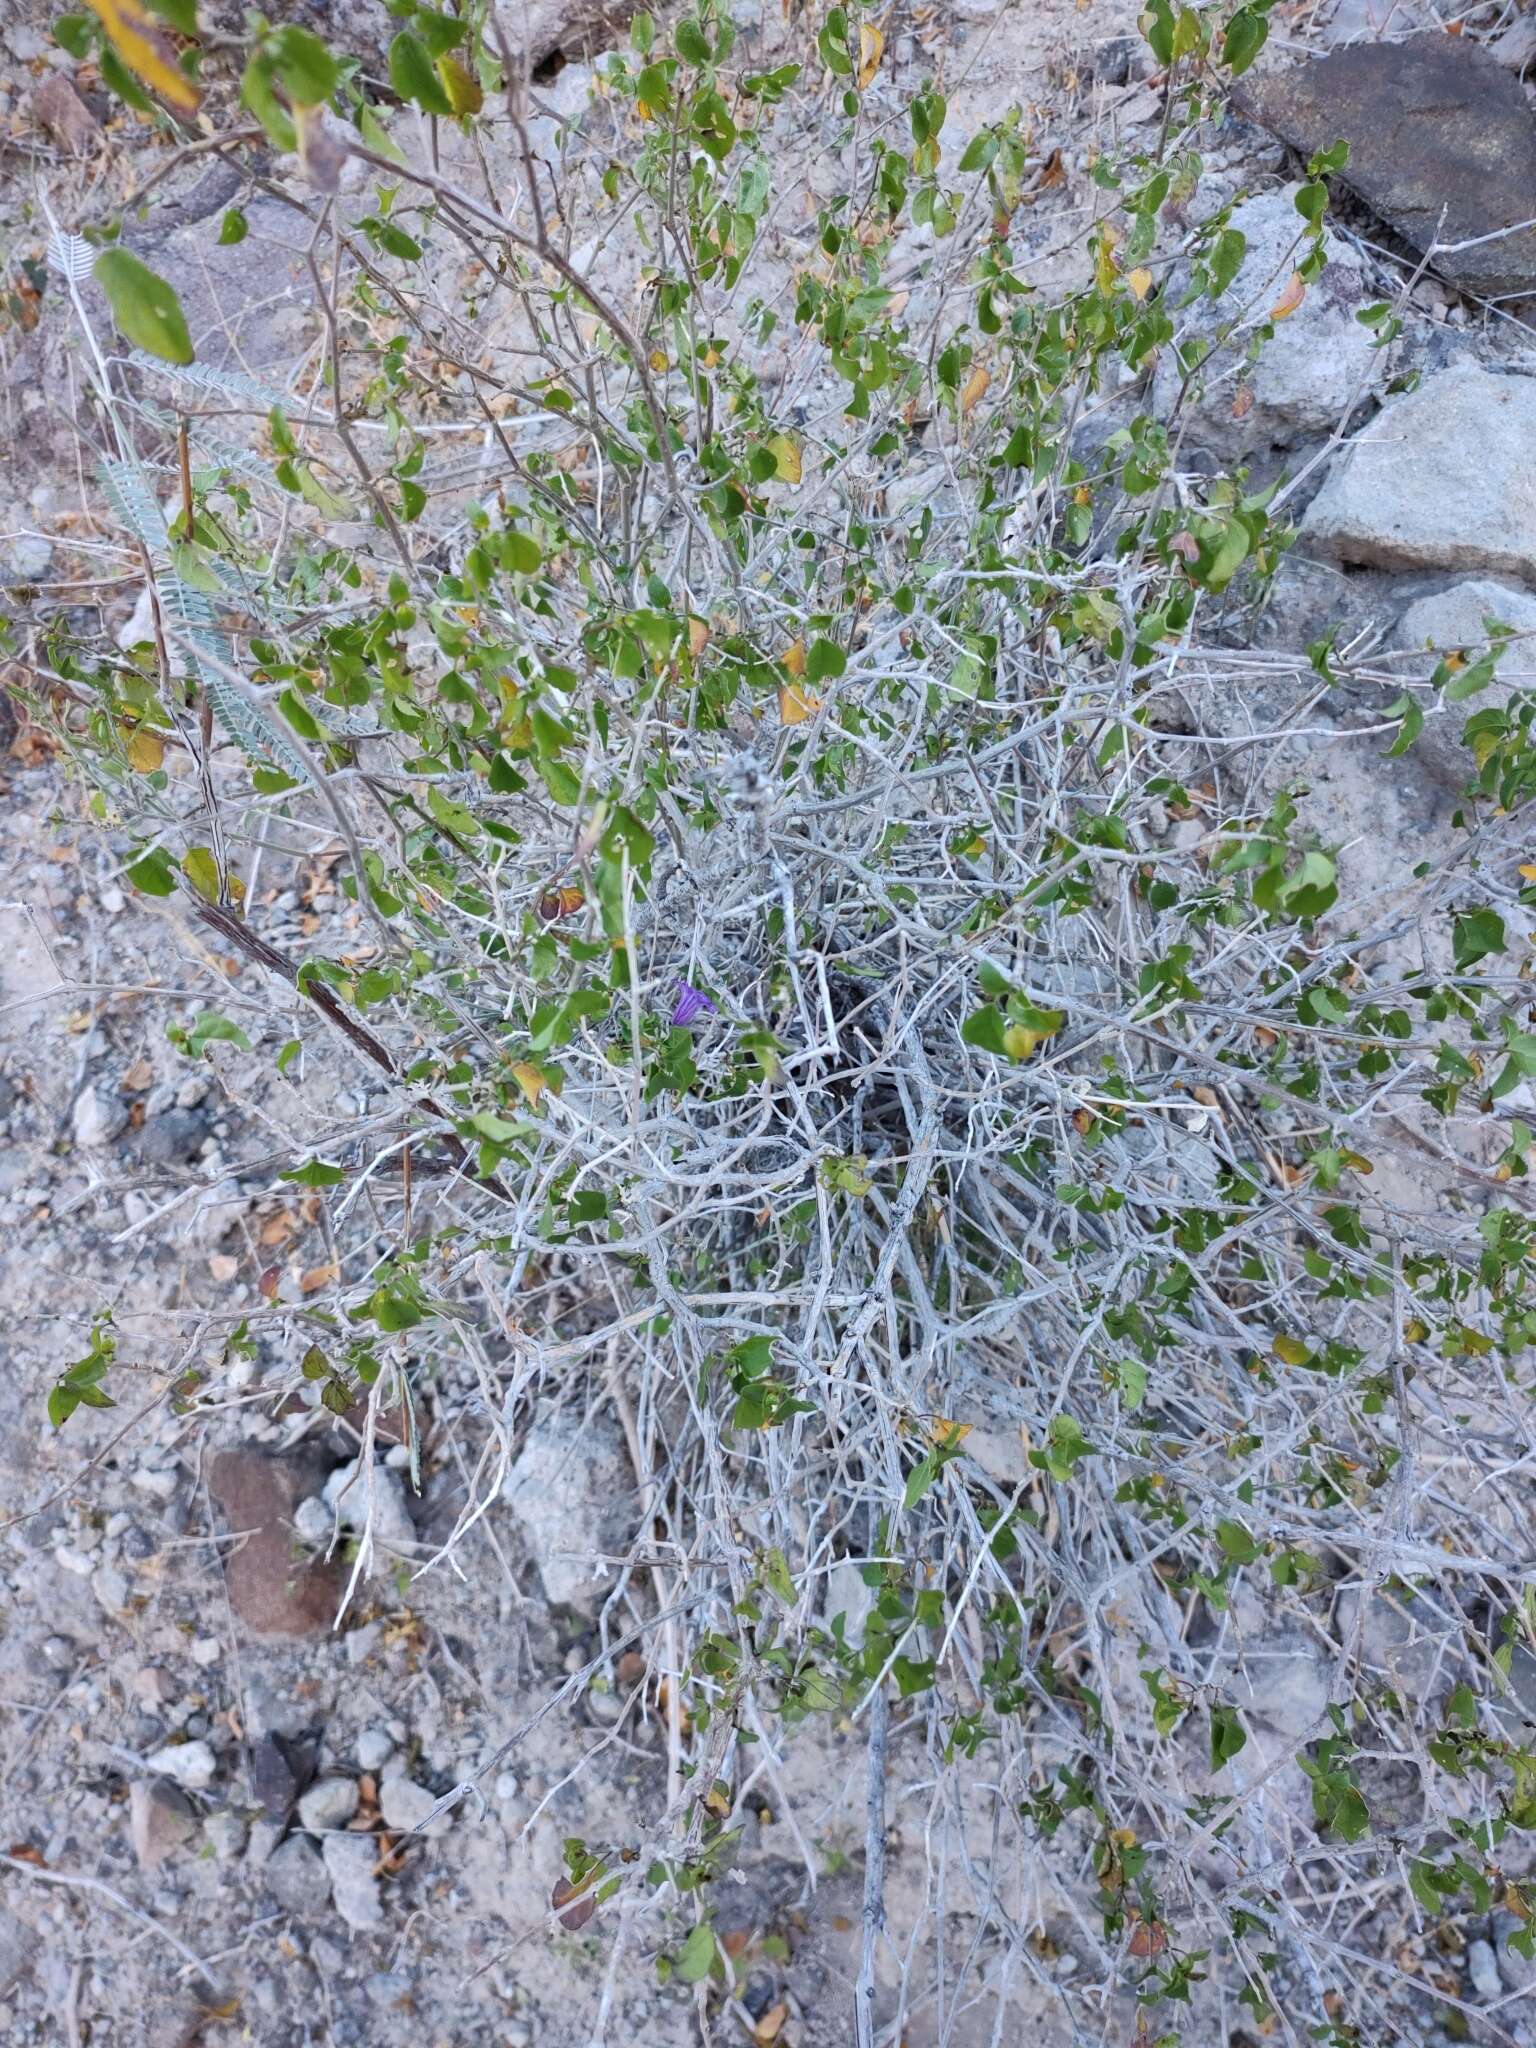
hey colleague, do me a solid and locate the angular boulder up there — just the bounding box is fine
[1303,365,1536,585]
[501,1410,635,1616]
[1154,186,1381,453]
[1236,39,1536,300]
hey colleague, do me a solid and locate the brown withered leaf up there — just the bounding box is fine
[551,1875,598,1931]
[1127,1917,1168,1958]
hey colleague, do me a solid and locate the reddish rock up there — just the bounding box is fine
[32,74,99,155]
[128,1779,197,1870]
[207,1449,342,1637]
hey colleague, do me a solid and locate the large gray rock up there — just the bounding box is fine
[1396,578,1536,788]
[323,1457,416,1558]
[1235,39,1536,300]
[321,1832,385,1931]
[501,1411,635,1615]
[264,1835,331,1916]
[1155,187,1381,454]
[1303,365,1536,584]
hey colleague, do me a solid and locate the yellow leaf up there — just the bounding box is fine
[1404,1318,1428,1344]
[1520,864,1536,882]
[1268,271,1306,322]
[1003,1023,1043,1059]
[767,433,802,484]
[125,726,164,773]
[182,846,220,904]
[649,349,669,372]
[1128,267,1153,301]
[511,1061,549,1109]
[928,1417,972,1448]
[781,637,807,678]
[84,0,201,116]
[436,53,483,116]
[857,21,884,89]
[960,364,990,415]
[754,2003,789,2046]
[688,615,711,658]
[778,683,820,725]
[1094,224,1120,294]
[1273,1333,1312,1366]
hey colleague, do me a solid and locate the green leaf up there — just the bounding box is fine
[760,1546,795,1606]
[961,1006,1008,1055]
[804,637,847,683]
[281,1157,347,1187]
[95,248,194,366]
[389,30,452,116]
[240,53,297,151]
[675,1921,717,1984]
[217,207,248,246]
[1222,6,1269,75]
[1452,906,1506,973]
[1210,1704,1247,1770]
[181,846,220,904]
[1215,1518,1260,1565]
[903,1449,940,1508]
[186,1011,251,1055]
[54,14,94,59]
[269,24,338,107]
[145,0,197,31]
[355,99,405,165]
[127,846,179,896]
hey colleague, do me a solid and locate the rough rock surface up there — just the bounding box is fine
[501,1410,636,1614]
[207,1449,345,1636]
[1397,578,1536,787]
[1236,39,1536,299]
[1302,364,1536,583]
[128,1779,198,1870]
[321,1832,385,1931]
[1155,186,1381,452]
[322,1456,416,1557]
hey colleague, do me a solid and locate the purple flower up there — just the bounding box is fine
[671,980,717,1028]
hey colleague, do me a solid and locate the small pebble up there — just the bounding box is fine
[145,1739,217,1790]
[191,1637,222,1667]
[1468,1937,1501,2001]
[298,1776,360,1833]
[355,1727,395,1774]
[379,1775,452,1838]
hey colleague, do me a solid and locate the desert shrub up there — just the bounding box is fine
[23,1,1536,2038]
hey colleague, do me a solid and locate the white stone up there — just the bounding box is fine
[378,1775,452,1838]
[292,1495,333,1547]
[355,1727,395,1774]
[71,1084,119,1150]
[131,1467,179,1503]
[501,1411,635,1615]
[298,1776,360,1833]
[145,1739,217,1791]
[321,1832,384,1930]
[91,1566,130,1615]
[1467,1938,1501,2001]
[1304,364,1536,583]
[323,1458,416,1555]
